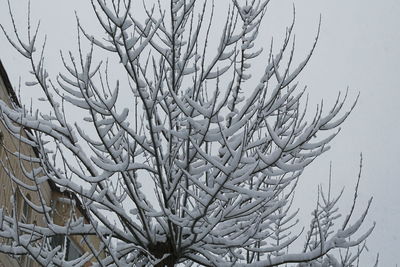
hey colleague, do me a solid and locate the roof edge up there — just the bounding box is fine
[0,60,21,107]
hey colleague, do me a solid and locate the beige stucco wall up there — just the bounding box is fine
[0,65,102,266]
[0,64,52,267]
[0,62,51,216]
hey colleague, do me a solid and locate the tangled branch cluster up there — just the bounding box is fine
[0,0,374,266]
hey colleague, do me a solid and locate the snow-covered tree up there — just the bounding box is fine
[0,0,374,266]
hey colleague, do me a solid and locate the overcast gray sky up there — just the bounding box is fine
[0,0,399,265]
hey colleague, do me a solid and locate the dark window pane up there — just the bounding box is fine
[66,238,82,261]
[50,235,64,250]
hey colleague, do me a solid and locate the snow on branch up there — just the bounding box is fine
[0,0,374,266]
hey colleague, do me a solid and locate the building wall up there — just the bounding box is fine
[0,62,102,266]
[51,191,104,266]
[0,61,53,219]
[0,61,53,267]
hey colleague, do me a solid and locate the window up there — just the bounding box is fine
[13,192,33,267]
[66,238,83,261]
[50,235,64,250]
[50,235,83,261]
[13,190,31,223]
[21,194,31,224]
[13,189,22,218]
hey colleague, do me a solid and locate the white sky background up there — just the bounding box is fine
[0,0,399,265]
